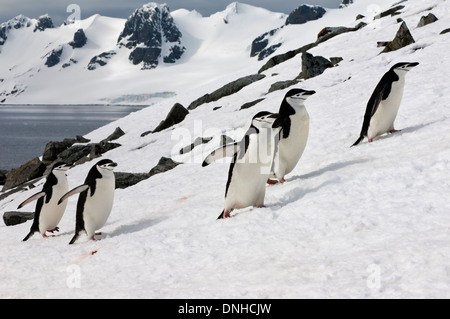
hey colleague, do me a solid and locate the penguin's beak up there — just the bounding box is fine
[304,90,316,96]
[407,62,419,68]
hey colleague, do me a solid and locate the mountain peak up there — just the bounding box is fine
[117,2,185,69]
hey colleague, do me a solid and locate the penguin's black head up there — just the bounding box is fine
[251,111,280,129]
[392,62,419,72]
[51,162,70,172]
[96,159,118,171]
[285,88,316,101]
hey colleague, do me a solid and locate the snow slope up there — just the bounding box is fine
[1,0,450,298]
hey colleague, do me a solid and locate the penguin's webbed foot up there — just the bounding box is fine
[47,227,59,233]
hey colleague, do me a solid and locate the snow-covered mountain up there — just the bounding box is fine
[0,2,341,105]
[1,0,450,298]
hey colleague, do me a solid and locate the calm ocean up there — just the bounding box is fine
[0,104,144,170]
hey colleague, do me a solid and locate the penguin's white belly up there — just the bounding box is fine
[39,182,68,234]
[83,177,115,235]
[225,162,268,209]
[368,80,405,139]
[225,134,274,210]
[276,113,309,177]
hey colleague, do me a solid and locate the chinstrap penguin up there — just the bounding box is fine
[203,111,282,219]
[269,88,316,184]
[352,62,419,146]
[19,162,70,241]
[58,159,117,244]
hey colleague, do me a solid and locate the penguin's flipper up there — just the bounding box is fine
[202,143,240,167]
[58,185,89,205]
[17,192,46,209]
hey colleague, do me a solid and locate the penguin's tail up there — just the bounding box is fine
[351,135,364,147]
[22,231,35,242]
[68,232,81,245]
[216,210,224,220]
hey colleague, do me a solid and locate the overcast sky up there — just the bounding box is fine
[0,0,343,25]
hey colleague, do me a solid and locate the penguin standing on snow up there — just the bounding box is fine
[58,159,117,244]
[269,88,316,184]
[202,111,282,219]
[19,162,70,241]
[352,62,419,146]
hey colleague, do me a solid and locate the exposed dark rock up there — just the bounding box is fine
[3,211,34,226]
[153,103,189,133]
[0,15,32,46]
[56,144,92,164]
[375,5,405,19]
[42,138,78,165]
[188,74,266,110]
[115,172,150,189]
[240,98,265,110]
[33,14,54,32]
[316,22,367,45]
[298,52,334,80]
[2,157,46,191]
[117,3,185,69]
[285,5,326,25]
[381,22,415,53]
[149,157,181,177]
[105,127,125,141]
[179,137,213,155]
[87,51,117,70]
[340,0,354,8]
[62,59,78,68]
[441,28,450,35]
[417,13,438,28]
[268,80,300,93]
[90,141,121,160]
[0,170,7,185]
[45,47,63,67]
[356,14,365,20]
[258,22,366,74]
[250,28,283,60]
[69,28,87,48]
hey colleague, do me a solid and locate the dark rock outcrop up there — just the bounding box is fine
[87,51,117,70]
[250,28,283,60]
[115,172,151,189]
[417,13,438,28]
[285,5,326,25]
[33,14,54,32]
[240,98,265,110]
[381,22,415,53]
[188,74,266,110]
[149,157,181,177]
[179,137,213,155]
[2,157,46,191]
[0,15,32,46]
[340,0,354,8]
[298,52,334,80]
[42,138,78,165]
[375,5,405,20]
[267,80,300,93]
[441,28,450,35]
[3,211,34,226]
[45,47,63,67]
[117,3,185,69]
[153,103,189,133]
[69,28,87,48]
[0,170,7,185]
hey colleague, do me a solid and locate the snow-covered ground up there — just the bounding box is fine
[1,0,450,298]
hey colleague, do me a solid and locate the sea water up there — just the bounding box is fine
[0,104,144,170]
